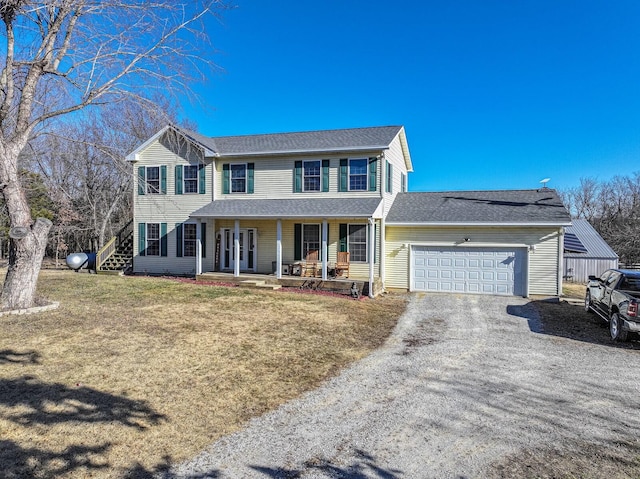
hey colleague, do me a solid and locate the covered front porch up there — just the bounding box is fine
[190,198,386,297]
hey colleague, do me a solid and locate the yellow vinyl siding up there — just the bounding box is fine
[214,219,380,279]
[385,226,562,295]
[133,137,214,274]
[215,154,383,200]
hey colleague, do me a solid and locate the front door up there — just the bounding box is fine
[222,228,256,271]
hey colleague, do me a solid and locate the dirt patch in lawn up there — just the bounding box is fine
[0,270,406,478]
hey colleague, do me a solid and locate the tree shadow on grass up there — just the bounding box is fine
[0,349,166,478]
[0,348,40,364]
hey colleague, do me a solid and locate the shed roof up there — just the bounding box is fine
[190,197,383,220]
[386,189,571,225]
[564,219,618,259]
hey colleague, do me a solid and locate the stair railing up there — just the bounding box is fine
[96,220,133,271]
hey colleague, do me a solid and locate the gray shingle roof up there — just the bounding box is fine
[386,189,571,224]
[564,219,618,258]
[179,126,403,157]
[191,198,383,219]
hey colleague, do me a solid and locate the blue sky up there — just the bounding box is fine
[185,0,640,193]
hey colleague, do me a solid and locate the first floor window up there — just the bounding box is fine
[146,223,160,256]
[302,224,320,259]
[231,164,246,193]
[183,223,197,256]
[348,224,367,262]
[349,159,367,191]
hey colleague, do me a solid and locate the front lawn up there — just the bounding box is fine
[0,271,406,478]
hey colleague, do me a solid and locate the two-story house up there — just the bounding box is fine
[126,125,571,297]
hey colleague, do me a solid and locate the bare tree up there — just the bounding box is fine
[0,1,225,309]
[561,172,640,265]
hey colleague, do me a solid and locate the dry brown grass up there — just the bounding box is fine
[562,282,587,299]
[0,270,406,478]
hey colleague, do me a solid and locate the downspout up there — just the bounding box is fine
[558,228,564,297]
[322,220,328,280]
[368,217,375,298]
[276,220,282,279]
[196,219,202,275]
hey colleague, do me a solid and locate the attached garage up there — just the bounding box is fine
[410,246,526,296]
[384,190,573,297]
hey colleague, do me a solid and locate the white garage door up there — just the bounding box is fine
[411,246,525,296]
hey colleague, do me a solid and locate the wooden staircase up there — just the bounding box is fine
[97,221,133,273]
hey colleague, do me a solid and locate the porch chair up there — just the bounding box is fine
[335,251,350,278]
[302,250,319,277]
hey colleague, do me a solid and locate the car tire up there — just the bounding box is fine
[610,312,628,342]
[584,290,593,313]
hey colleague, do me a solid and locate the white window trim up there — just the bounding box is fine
[302,160,321,192]
[347,223,369,263]
[230,163,248,194]
[348,158,368,192]
[146,222,161,256]
[302,223,321,259]
[145,165,161,195]
[183,164,200,194]
[183,222,198,257]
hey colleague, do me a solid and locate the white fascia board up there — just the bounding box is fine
[126,125,171,162]
[408,241,531,248]
[385,221,571,227]
[397,127,413,172]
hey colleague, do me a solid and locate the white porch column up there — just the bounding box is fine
[196,219,202,275]
[234,219,240,277]
[276,219,282,279]
[368,217,375,298]
[321,219,328,280]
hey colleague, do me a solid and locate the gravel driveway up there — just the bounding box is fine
[164,293,640,478]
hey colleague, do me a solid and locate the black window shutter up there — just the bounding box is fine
[368,157,377,191]
[322,160,330,192]
[160,223,167,257]
[339,223,348,252]
[294,161,302,193]
[199,165,206,195]
[222,164,230,194]
[201,223,207,258]
[339,159,348,192]
[138,167,145,195]
[175,165,183,195]
[247,163,254,194]
[160,166,167,194]
[176,223,183,257]
[138,223,146,256]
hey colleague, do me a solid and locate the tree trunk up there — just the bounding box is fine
[1,218,52,310]
[0,143,53,311]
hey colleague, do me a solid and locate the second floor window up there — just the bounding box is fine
[231,164,246,193]
[146,166,160,194]
[349,159,368,191]
[184,165,199,193]
[303,161,321,192]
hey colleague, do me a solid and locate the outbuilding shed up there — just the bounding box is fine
[563,219,618,282]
